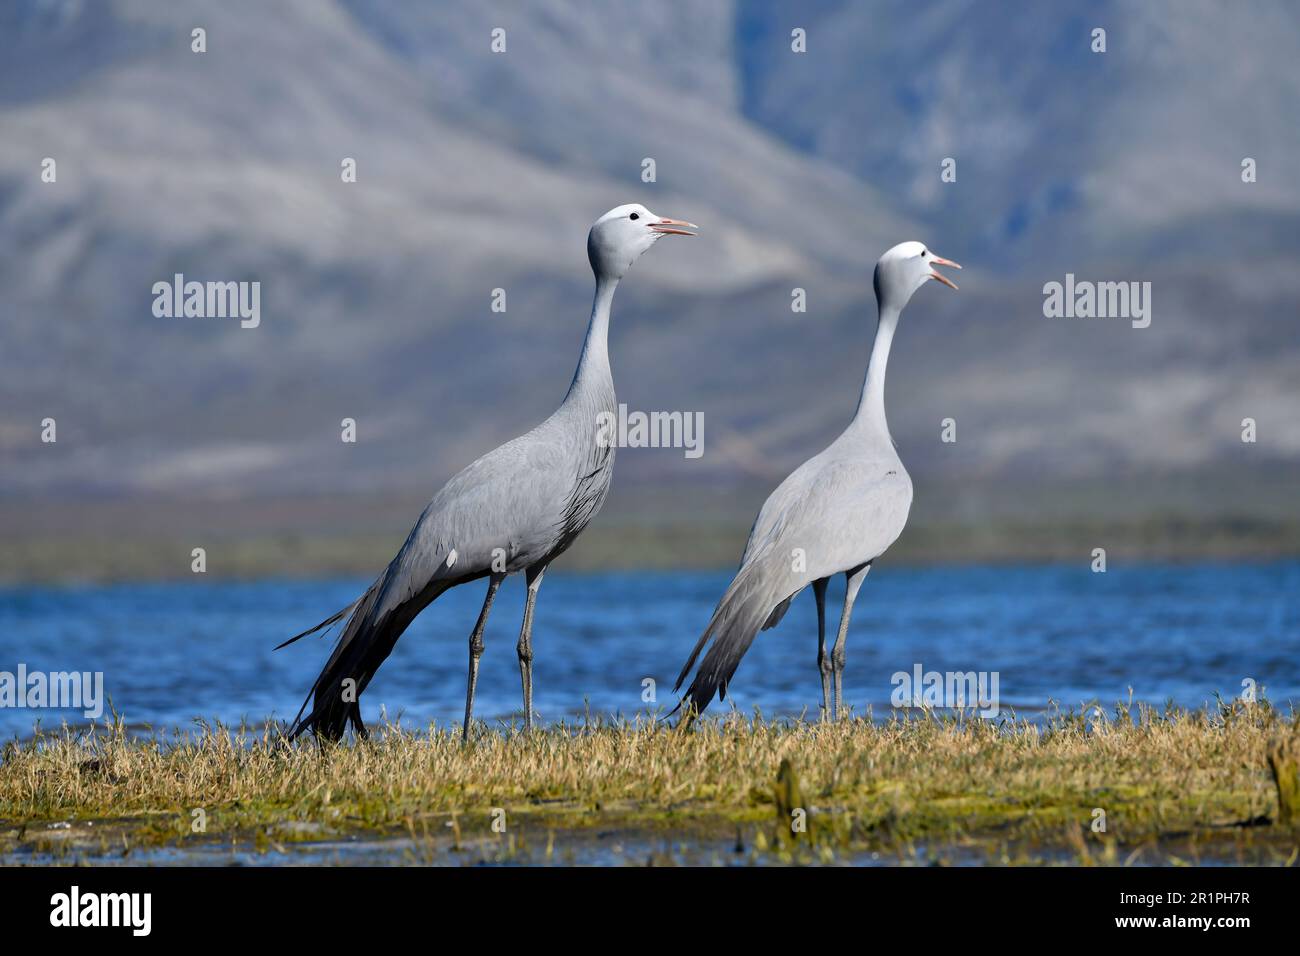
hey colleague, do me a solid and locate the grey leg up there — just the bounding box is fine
[830,563,871,720]
[516,564,547,731]
[812,578,830,722]
[463,573,504,743]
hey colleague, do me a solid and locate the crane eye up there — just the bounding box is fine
[629,212,640,221]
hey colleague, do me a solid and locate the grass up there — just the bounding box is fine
[2,700,1298,865]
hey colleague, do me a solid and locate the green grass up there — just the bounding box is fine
[3,701,1298,865]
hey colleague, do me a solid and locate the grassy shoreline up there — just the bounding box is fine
[3,703,1298,865]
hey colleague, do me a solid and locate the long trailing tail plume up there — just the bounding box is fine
[673,547,795,720]
[278,584,381,741]
[278,578,447,742]
[277,543,462,741]
[274,600,358,652]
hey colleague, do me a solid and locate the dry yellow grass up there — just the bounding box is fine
[2,701,1297,864]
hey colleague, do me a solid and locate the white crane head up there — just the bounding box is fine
[587,203,697,279]
[873,241,961,310]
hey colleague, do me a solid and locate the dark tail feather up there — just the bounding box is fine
[762,590,800,631]
[286,587,386,742]
[662,695,699,729]
[673,622,715,693]
[274,600,358,650]
[672,575,796,694]
[674,555,795,717]
[287,580,448,741]
[679,601,768,716]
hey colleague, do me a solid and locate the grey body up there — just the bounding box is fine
[378,375,616,612]
[282,324,615,740]
[675,241,958,719]
[282,203,694,741]
[672,407,912,718]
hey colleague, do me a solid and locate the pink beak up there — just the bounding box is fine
[928,254,961,290]
[649,217,698,237]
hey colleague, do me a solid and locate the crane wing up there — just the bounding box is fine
[675,458,911,714]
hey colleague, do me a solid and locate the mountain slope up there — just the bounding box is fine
[0,0,1296,505]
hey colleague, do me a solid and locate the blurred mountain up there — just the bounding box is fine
[1,0,1297,509]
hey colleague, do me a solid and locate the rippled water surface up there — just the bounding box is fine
[2,562,1297,738]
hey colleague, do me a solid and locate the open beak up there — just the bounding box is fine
[928,254,961,290]
[649,217,698,237]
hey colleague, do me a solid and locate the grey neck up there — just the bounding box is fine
[563,274,618,408]
[850,301,900,441]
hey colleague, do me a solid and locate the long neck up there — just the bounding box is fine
[851,300,900,439]
[563,273,618,406]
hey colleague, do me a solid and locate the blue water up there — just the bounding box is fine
[1,562,1296,738]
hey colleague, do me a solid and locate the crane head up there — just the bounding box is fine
[874,241,961,310]
[588,203,697,279]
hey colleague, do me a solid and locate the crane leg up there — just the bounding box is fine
[830,563,871,720]
[812,578,830,722]
[463,573,504,743]
[516,564,547,731]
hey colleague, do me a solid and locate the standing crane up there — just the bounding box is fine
[674,241,959,721]
[280,204,696,741]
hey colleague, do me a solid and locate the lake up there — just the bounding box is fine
[1,561,1296,739]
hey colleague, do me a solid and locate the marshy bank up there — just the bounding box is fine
[2,702,1298,866]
